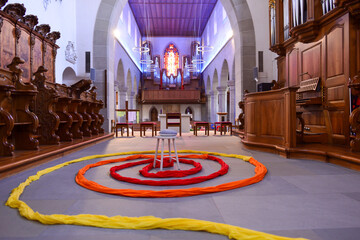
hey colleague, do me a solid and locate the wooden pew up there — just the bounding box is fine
[31,66,60,145]
[0,67,14,156]
[52,82,73,141]
[7,57,39,150]
[70,79,92,137]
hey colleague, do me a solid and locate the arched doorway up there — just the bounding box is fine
[150,107,158,122]
[62,67,77,86]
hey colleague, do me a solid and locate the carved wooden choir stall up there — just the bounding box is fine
[243,0,360,169]
[0,2,104,158]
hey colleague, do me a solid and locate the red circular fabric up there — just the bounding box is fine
[76,154,268,198]
[140,157,202,178]
[110,156,228,186]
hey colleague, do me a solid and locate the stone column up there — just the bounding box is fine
[217,86,227,120]
[207,93,212,122]
[129,91,136,109]
[228,80,236,124]
[118,86,128,123]
[129,91,136,123]
[209,90,216,123]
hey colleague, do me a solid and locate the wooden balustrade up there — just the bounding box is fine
[141,89,201,103]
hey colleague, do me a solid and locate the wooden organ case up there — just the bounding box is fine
[268,0,360,147]
[243,0,360,168]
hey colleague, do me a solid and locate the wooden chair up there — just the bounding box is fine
[140,122,157,137]
[166,113,182,136]
[214,121,232,135]
[193,121,210,136]
[115,122,134,137]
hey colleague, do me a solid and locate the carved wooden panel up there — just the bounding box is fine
[32,36,42,75]
[302,111,325,125]
[260,99,284,136]
[330,111,345,135]
[301,43,321,80]
[18,29,30,82]
[1,19,15,69]
[44,43,54,82]
[288,48,299,87]
[327,85,345,102]
[327,25,344,78]
[245,101,256,134]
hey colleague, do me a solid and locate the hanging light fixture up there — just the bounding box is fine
[192,58,205,64]
[140,59,154,64]
[133,46,150,53]
[197,45,213,52]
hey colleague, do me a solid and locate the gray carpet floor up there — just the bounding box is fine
[1,131,360,240]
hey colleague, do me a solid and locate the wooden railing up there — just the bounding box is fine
[141,90,202,103]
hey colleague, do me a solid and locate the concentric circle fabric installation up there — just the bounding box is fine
[140,157,202,178]
[76,152,264,197]
[109,155,229,186]
[5,150,308,240]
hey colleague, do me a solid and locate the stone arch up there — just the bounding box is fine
[126,69,132,93]
[62,67,77,86]
[220,60,229,87]
[219,60,230,120]
[116,59,125,88]
[93,0,256,130]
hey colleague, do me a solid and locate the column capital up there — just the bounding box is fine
[227,80,235,87]
[118,85,128,93]
[216,86,227,92]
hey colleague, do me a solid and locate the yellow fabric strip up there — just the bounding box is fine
[6,150,308,240]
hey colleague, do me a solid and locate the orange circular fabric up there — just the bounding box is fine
[75,154,267,198]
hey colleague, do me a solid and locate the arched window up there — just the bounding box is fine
[164,44,179,77]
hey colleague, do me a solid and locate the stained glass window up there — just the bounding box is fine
[164,44,179,77]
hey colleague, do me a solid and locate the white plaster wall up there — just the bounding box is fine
[76,0,101,78]
[113,2,142,70]
[201,0,233,73]
[144,37,199,69]
[246,0,278,83]
[7,0,77,84]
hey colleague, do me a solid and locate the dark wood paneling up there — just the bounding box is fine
[44,43,54,82]
[1,20,15,69]
[260,99,284,137]
[301,43,322,80]
[326,25,344,78]
[32,37,43,74]
[244,87,298,149]
[18,29,30,82]
[288,48,299,86]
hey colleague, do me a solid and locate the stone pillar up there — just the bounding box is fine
[207,93,212,122]
[130,91,137,123]
[228,80,236,124]
[209,90,216,123]
[129,91,136,109]
[217,86,227,119]
[119,86,128,123]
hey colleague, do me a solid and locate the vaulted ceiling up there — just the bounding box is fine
[128,0,218,37]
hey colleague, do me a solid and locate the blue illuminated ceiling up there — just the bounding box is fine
[128,0,217,37]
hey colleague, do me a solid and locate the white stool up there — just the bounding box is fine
[154,133,180,171]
